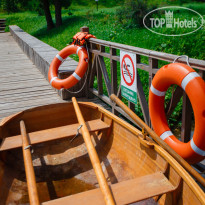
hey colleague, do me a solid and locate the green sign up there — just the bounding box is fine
[121,85,137,104]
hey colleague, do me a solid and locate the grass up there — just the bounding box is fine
[1,3,204,58]
[0,1,204,131]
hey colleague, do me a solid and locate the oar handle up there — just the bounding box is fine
[72,97,115,205]
[20,120,40,205]
[110,94,205,187]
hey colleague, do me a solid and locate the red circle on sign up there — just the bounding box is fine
[121,54,135,86]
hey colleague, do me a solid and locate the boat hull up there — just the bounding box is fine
[0,102,204,205]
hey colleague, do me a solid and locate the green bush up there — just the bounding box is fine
[71,0,124,7]
[116,0,155,28]
[1,0,18,13]
[27,0,44,16]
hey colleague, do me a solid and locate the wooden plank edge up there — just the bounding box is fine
[0,119,110,151]
[42,172,175,205]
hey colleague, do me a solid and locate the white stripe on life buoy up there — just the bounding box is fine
[56,54,64,62]
[50,77,57,85]
[160,130,173,140]
[190,138,205,156]
[181,72,200,90]
[151,84,166,97]
[72,72,81,81]
[76,47,82,55]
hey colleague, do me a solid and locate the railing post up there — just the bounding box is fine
[136,54,141,64]
[80,26,89,33]
[165,86,183,118]
[181,92,192,142]
[110,48,117,94]
[97,56,103,95]
[199,70,205,81]
[100,45,105,53]
[110,48,119,115]
[128,101,135,112]
[81,26,94,99]
[148,58,158,88]
[149,58,158,126]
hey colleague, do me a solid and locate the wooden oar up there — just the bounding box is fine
[72,97,115,205]
[110,94,205,187]
[20,120,40,205]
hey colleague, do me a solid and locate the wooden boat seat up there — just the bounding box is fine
[0,119,110,151]
[42,172,175,205]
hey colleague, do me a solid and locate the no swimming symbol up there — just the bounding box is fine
[121,54,135,86]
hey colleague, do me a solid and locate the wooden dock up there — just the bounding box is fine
[0,32,64,120]
[0,32,110,121]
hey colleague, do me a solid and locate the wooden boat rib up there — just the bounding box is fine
[0,101,204,205]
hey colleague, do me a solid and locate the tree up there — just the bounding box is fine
[1,0,18,13]
[42,0,72,29]
[54,0,62,27]
[1,0,72,30]
[43,0,55,30]
[54,0,72,27]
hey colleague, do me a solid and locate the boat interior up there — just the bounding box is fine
[0,102,203,205]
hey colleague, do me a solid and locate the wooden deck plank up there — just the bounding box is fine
[0,77,46,84]
[0,95,61,106]
[1,61,37,65]
[1,72,43,78]
[0,86,55,96]
[0,82,52,91]
[43,172,175,205]
[0,32,111,121]
[0,79,50,86]
[1,71,42,76]
[0,65,38,69]
[0,57,30,62]
[0,33,64,121]
[0,96,62,110]
[0,91,56,101]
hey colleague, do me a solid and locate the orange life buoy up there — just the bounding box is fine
[48,44,88,90]
[149,63,205,164]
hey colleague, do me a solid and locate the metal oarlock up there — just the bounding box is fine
[24,145,31,150]
[173,55,190,67]
[24,145,34,153]
[70,124,83,143]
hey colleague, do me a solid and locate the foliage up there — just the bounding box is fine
[1,2,205,131]
[1,0,18,13]
[27,0,44,16]
[0,0,44,15]
[116,0,156,28]
[71,0,124,7]
[60,0,72,9]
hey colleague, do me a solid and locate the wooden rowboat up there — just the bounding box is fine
[0,100,204,205]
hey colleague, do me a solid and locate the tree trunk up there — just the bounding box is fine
[42,0,54,30]
[54,0,62,27]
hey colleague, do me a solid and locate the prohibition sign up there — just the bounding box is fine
[121,54,135,86]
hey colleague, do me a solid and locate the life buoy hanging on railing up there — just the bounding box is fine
[149,63,205,164]
[48,45,88,90]
[48,32,96,90]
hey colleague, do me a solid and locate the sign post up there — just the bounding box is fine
[120,50,137,104]
[95,0,99,11]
